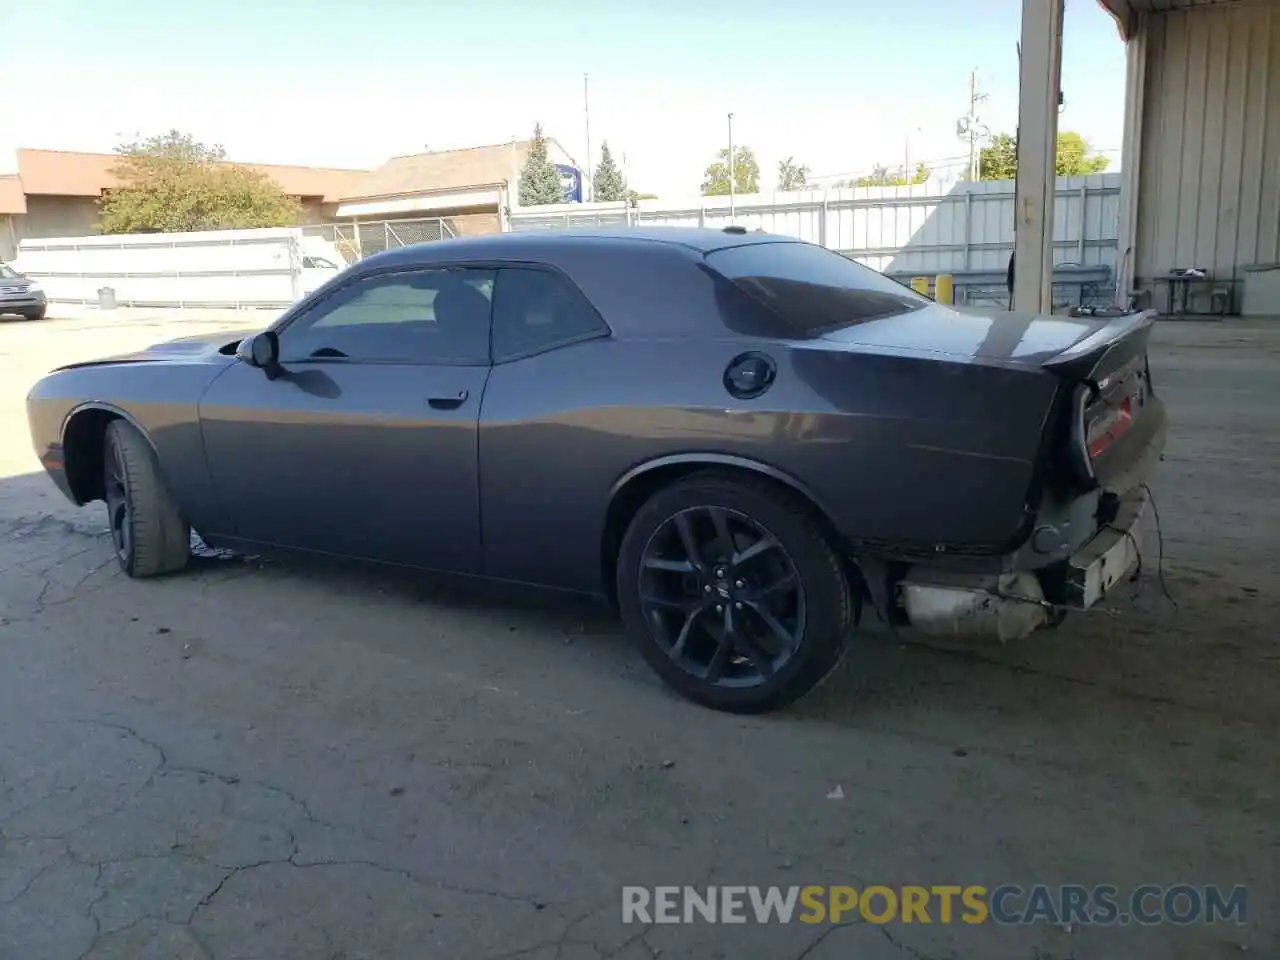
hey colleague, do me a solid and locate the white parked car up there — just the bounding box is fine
[300,253,343,296]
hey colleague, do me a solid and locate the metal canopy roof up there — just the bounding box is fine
[1098,0,1259,40]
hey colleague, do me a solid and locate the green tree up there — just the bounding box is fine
[592,141,626,202]
[1054,131,1111,176]
[97,130,302,234]
[979,130,1111,180]
[700,146,760,196]
[628,190,658,202]
[853,162,930,187]
[777,156,810,191]
[978,133,1018,180]
[518,123,567,205]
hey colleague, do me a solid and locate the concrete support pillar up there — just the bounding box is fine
[1114,16,1148,306]
[1012,0,1065,313]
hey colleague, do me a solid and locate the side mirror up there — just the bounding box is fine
[235,331,282,379]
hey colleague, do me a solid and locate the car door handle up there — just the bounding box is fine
[428,390,469,410]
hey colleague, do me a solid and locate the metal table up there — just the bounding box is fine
[1153,274,1237,319]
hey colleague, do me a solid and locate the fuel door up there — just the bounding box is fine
[723,352,777,400]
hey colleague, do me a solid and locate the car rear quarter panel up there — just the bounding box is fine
[27,361,231,534]
[479,332,1059,594]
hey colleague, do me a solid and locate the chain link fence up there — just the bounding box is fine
[302,217,455,266]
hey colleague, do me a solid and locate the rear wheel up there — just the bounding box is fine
[103,420,190,578]
[617,471,854,713]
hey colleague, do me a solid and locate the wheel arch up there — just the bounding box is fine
[599,453,848,606]
[60,402,155,504]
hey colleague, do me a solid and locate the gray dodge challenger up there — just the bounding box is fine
[26,228,1167,712]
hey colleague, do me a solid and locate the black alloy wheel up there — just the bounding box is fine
[104,432,133,567]
[618,471,854,713]
[101,419,191,578]
[638,506,806,688]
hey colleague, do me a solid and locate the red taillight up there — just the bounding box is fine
[1087,395,1133,459]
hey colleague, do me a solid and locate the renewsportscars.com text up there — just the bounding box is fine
[621,884,1248,926]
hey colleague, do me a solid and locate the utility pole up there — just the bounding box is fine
[728,112,735,220]
[967,69,978,181]
[957,68,989,181]
[583,73,592,202]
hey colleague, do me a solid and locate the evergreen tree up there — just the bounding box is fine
[518,124,567,205]
[593,142,626,202]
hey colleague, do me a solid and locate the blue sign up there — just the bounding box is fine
[555,164,583,203]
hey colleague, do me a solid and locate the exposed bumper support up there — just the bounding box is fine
[896,488,1147,642]
[900,570,1051,642]
[1062,488,1146,607]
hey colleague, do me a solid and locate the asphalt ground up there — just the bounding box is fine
[0,311,1275,959]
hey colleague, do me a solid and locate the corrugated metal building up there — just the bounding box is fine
[1101,0,1280,314]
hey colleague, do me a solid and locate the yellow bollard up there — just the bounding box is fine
[935,273,955,305]
[910,276,931,297]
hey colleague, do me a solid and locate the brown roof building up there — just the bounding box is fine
[1,148,370,260]
[1,138,580,260]
[0,176,26,216]
[332,138,579,236]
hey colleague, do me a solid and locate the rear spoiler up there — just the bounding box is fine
[1040,309,1157,383]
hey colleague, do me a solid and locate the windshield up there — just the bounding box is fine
[0,263,19,279]
[708,241,927,337]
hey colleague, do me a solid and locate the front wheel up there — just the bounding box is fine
[103,420,191,577]
[617,472,854,713]
[22,309,46,321]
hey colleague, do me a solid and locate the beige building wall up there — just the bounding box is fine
[298,199,332,225]
[15,196,102,242]
[1,216,18,261]
[443,211,500,236]
[1135,3,1280,300]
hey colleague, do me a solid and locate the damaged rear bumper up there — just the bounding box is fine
[896,488,1148,642]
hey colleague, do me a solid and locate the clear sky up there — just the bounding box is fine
[0,0,1127,198]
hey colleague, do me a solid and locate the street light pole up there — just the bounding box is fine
[583,73,592,202]
[728,112,736,220]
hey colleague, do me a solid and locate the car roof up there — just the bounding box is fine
[360,226,795,270]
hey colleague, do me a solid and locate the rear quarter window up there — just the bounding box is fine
[707,241,927,337]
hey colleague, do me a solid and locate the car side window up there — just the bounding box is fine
[491,268,607,361]
[280,268,495,365]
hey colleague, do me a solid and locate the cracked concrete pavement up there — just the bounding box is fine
[0,311,1276,959]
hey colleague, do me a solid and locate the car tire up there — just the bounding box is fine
[22,308,46,322]
[103,419,190,578]
[617,471,854,713]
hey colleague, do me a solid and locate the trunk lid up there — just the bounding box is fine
[817,302,1116,367]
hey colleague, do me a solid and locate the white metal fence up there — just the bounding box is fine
[508,173,1122,278]
[17,217,457,308]
[17,228,303,309]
